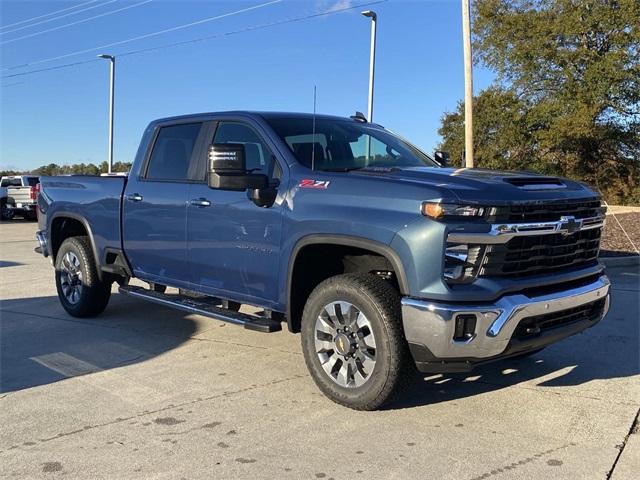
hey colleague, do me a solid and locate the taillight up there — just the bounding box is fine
[31,183,40,200]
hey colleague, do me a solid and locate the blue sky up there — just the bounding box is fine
[0,0,494,171]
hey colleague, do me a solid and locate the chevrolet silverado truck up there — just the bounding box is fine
[1,175,40,220]
[35,111,610,410]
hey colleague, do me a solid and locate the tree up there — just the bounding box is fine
[439,0,640,204]
[32,163,61,176]
[30,161,132,176]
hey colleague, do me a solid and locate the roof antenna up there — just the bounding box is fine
[311,85,317,171]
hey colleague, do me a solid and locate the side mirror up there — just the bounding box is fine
[434,150,450,167]
[208,143,268,191]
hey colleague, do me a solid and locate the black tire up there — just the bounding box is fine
[301,273,413,410]
[55,236,112,318]
[1,199,14,220]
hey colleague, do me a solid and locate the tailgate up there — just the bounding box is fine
[6,186,35,205]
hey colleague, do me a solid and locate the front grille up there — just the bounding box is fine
[487,198,603,223]
[479,228,601,278]
[514,298,606,339]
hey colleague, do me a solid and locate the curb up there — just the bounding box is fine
[600,256,640,268]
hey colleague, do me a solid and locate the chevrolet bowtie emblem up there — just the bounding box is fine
[559,215,582,236]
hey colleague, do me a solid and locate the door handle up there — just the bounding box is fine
[126,193,143,202]
[189,198,212,208]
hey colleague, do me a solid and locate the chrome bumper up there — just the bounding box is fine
[401,275,610,359]
[35,230,49,257]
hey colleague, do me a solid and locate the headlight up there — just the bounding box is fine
[421,202,484,219]
[600,199,608,214]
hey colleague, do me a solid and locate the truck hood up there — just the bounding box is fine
[351,166,598,204]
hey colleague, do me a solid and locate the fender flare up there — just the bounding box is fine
[285,234,409,331]
[49,212,103,280]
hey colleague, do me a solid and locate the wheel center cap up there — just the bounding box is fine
[334,333,353,355]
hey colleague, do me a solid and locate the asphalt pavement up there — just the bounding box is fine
[1,220,638,479]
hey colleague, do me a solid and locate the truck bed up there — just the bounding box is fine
[39,175,127,263]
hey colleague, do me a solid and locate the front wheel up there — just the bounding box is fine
[55,236,112,317]
[301,273,413,410]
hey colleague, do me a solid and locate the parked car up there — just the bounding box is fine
[35,111,610,410]
[1,175,39,220]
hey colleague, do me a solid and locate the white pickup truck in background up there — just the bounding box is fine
[1,175,40,221]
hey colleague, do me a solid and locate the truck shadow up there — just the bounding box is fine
[388,310,639,410]
[2,285,637,408]
[385,276,640,410]
[0,261,24,268]
[0,293,198,394]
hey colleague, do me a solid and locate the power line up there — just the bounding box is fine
[2,0,387,80]
[2,59,100,79]
[1,0,117,35]
[118,0,387,59]
[3,0,282,70]
[0,0,102,31]
[1,1,155,45]
[1,81,25,88]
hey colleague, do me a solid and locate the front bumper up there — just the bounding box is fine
[401,275,610,373]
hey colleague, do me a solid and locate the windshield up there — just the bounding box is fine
[265,117,438,171]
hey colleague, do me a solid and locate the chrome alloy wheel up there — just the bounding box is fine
[60,251,83,304]
[314,301,377,388]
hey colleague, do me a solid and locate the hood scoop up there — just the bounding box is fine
[504,177,565,190]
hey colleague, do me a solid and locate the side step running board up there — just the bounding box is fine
[118,285,282,333]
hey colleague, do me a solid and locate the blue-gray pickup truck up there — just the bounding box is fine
[36,111,610,409]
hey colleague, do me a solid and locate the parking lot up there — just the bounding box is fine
[1,220,638,479]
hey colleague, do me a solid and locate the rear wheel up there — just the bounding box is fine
[1,199,14,220]
[301,273,413,410]
[55,236,112,317]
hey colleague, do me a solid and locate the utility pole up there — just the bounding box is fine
[461,0,474,168]
[361,10,377,122]
[98,54,115,174]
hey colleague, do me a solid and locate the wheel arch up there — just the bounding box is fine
[286,235,409,333]
[50,213,102,280]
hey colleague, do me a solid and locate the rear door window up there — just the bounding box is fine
[146,123,203,181]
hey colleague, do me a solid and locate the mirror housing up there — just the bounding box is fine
[434,150,450,167]
[208,143,268,191]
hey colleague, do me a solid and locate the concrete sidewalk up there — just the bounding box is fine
[1,221,638,479]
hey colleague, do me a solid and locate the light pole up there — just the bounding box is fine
[461,0,474,168]
[98,54,115,174]
[361,10,377,122]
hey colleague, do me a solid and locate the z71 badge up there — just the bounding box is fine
[298,179,330,189]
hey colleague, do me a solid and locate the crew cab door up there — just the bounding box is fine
[186,120,285,306]
[123,121,207,288]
